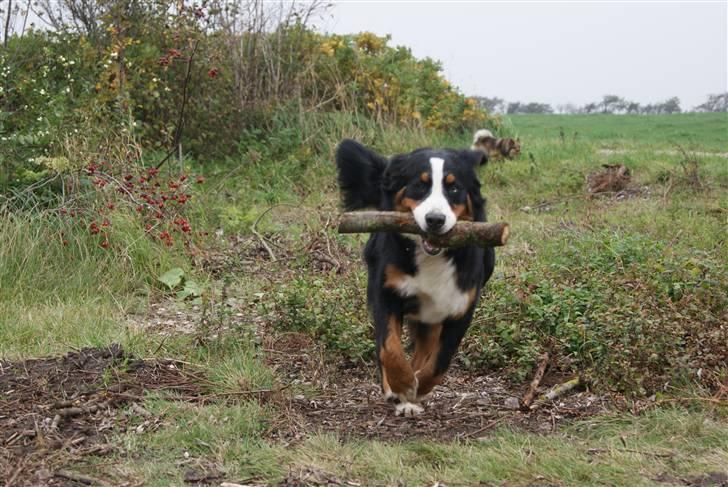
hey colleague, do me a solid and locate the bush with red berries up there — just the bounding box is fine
[56,152,205,251]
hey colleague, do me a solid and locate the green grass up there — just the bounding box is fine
[1,211,157,357]
[105,406,726,486]
[1,112,726,485]
[508,113,728,151]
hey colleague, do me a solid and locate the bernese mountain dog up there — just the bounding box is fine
[471,129,521,160]
[336,140,495,416]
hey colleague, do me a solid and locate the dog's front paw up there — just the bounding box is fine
[395,401,424,417]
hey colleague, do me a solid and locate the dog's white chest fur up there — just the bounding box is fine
[394,249,471,324]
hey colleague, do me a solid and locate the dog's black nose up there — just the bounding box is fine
[425,212,446,232]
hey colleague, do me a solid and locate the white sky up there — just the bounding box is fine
[317,1,728,109]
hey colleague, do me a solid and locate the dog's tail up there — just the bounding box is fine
[335,139,388,211]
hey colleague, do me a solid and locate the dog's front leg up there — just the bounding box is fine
[410,322,444,403]
[414,314,473,401]
[375,308,421,416]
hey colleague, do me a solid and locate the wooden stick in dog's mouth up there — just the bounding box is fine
[337,211,509,248]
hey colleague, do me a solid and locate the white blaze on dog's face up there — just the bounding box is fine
[389,150,483,256]
[411,157,457,236]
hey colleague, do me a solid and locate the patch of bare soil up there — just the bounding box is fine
[0,345,206,486]
[262,334,610,444]
[654,471,728,487]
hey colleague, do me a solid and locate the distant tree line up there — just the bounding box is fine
[473,92,728,115]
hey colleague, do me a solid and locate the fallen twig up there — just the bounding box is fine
[5,429,36,446]
[55,469,106,486]
[248,204,297,262]
[5,457,27,486]
[520,352,550,411]
[530,376,583,410]
[338,211,509,247]
[461,418,500,438]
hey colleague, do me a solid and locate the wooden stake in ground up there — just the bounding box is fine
[520,352,550,411]
[338,211,509,248]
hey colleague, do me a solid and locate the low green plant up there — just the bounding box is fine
[272,275,373,363]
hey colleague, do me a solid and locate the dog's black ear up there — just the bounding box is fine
[381,154,412,193]
[335,139,388,211]
[459,149,488,168]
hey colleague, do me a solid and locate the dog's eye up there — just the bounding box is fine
[447,185,459,195]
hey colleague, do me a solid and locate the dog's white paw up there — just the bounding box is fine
[395,401,424,417]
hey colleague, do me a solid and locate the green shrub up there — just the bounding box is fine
[465,229,727,393]
[272,275,374,363]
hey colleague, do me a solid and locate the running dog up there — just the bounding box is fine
[335,140,495,416]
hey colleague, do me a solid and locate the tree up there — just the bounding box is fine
[524,102,553,114]
[507,101,553,114]
[660,97,681,114]
[506,101,522,114]
[34,0,105,38]
[600,94,625,114]
[625,101,641,114]
[694,92,728,112]
[584,102,598,114]
[474,96,505,114]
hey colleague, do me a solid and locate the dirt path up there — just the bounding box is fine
[262,333,610,444]
[0,345,206,486]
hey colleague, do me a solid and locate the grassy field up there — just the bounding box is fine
[1,113,726,486]
[506,113,728,151]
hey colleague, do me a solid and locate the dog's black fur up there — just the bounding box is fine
[336,139,496,415]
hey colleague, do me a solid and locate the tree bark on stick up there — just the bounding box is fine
[338,211,509,248]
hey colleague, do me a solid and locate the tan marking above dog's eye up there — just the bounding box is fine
[420,172,429,183]
[445,173,455,184]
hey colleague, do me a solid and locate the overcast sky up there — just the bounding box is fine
[317,1,727,109]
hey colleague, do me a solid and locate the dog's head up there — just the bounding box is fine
[383,147,486,254]
[499,138,521,158]
[335,140,487,254]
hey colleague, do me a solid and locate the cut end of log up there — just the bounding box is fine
[500,224,510,246]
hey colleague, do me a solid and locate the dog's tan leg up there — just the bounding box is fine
[411,323,444,401]
[380,316,417,404]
